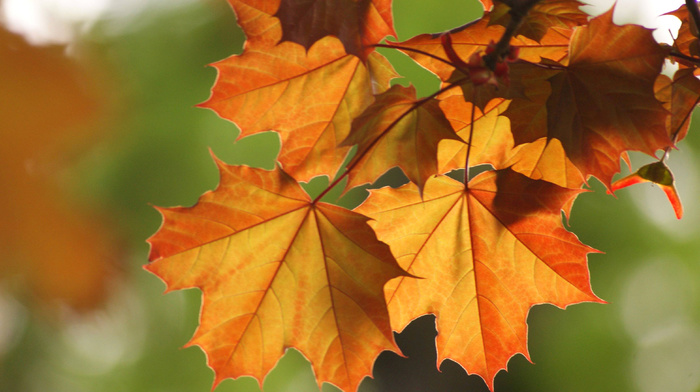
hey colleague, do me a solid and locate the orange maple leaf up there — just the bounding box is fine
[497,59,586,191]
[389,13,578,187]
[342,84,460,192]
[504,7,672,188]
[487,0,588,42]
[356,169,602,390]
[199,34,398,182]
[437,94,513,173]
[146,158,407,392]
[228,0,395,58]
[437,68,585,192]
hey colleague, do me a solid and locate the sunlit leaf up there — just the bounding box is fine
[147,159,406,391]
[504,7,671,187]
[200,33,397,181]
[342,84,460,192]
[357,169,602,390]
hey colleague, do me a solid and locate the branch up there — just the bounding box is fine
[669,50,700,65]
[482,0,543,70]
[372,43,457,69]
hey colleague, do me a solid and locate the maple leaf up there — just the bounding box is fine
[495,59,586,191]
[447,60,530,112]
[146,158,406,392]
[199,33,397,182]
[356,169,602,390]
[506,138,585,188]
[437,66,585,192]
[655,68,700,144]
[437,94,513,173]
[610,161,683,219]
[228,0,395,57]
[341,84,460,192]
[487,0,588,42]
[388,12,579,187]
[503,7,672,188]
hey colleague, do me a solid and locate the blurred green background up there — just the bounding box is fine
[1,0,699,391]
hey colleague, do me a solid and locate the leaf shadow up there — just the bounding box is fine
[362,315,490,392]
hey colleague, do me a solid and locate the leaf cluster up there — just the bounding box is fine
[145,0,700,391]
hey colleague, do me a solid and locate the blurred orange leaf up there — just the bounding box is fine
[0,27,116,310]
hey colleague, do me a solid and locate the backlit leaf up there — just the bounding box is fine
[356,169,602,390]
[200,34,397,182]
[228,0,394,57]
[342,84,460,192]
[504,7,671,187]
[146,158,406,392]
[275,0,395,58]
[437,94,513,173]
[668,4,700,63]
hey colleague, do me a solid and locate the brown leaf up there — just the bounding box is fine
[228,0,395,57]
[503,7,671,187]
[275,0,395,58]
[488,0,588,42]
[655,68,700,143]
[667,4,700,64]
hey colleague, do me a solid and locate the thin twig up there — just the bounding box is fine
[669,50,700,65]
[371,43,458,69]
[513,58,565,70]
[463,97,477,186]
